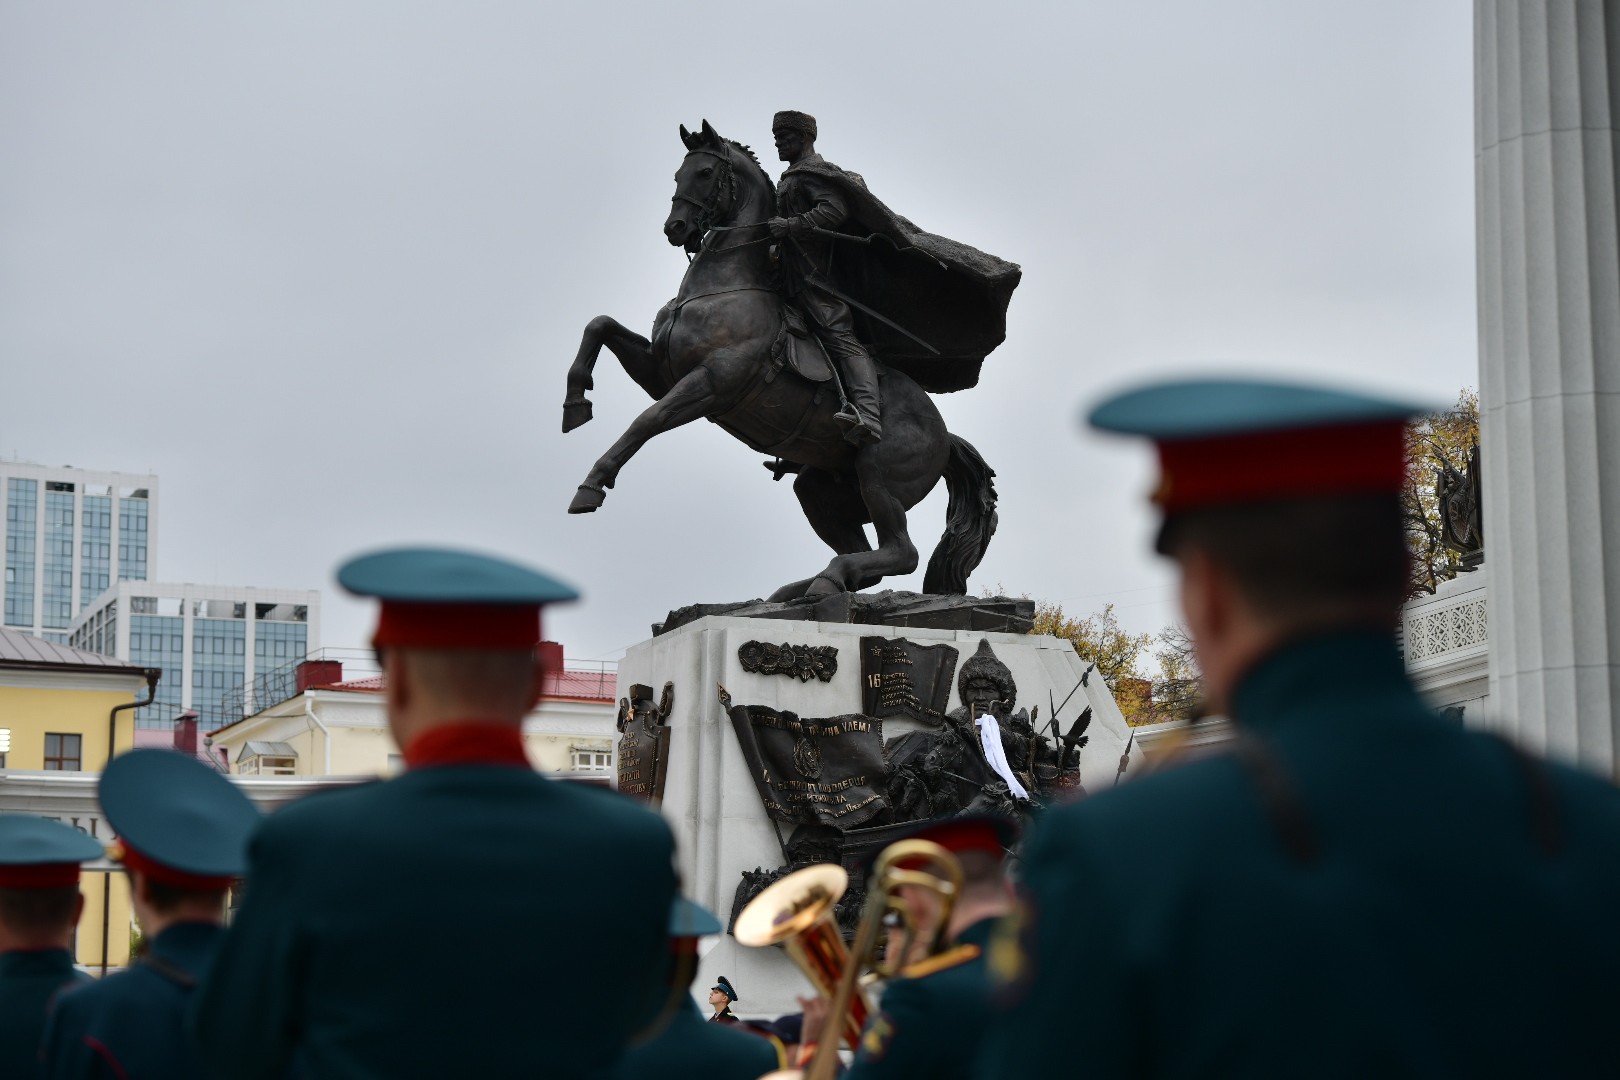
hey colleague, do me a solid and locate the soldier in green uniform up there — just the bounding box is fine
[708,975,741,1023]
[801,813,1018,1079]
[608,898,784,1079]
[0,815,102,1080]
[194,547,679,1079]
[978,377,1620,1078]
[41,749,262,1079]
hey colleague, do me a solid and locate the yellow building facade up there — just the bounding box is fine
[0,628,158,972]
[211,660,618,780]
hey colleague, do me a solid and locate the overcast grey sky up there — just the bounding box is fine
[0,2,1476,665]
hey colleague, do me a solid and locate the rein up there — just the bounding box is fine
[698,231,773,257]
[701,220,774,252]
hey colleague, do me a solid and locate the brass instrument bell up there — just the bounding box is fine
[733,863,873,1048]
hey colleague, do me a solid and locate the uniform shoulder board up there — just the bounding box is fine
[860,1012,896,1061]
[898,942,980,980]
[987,895,1035,1006]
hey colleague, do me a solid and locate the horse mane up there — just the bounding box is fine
[681,122,776,213]
[724,139,774,198]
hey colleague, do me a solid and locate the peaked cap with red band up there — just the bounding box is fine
[101,749,262,891]
[338,547,579,650]
[0,814,104,889]
[1086,377,1435,550]
[668,895,724,939]
[868,812,1022,873]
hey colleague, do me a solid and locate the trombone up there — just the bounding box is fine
[734,839,965,1080]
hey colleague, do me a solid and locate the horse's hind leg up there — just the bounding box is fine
[791,452,920,598]
[768,469,881,602]
[563,316,656,432]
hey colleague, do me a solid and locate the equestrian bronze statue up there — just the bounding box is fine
[562,115,1020,601]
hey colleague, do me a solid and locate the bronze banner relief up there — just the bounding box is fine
[722,689,888,830]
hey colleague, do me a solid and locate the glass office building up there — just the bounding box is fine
[70,583,320,730]
[2,463,157,644]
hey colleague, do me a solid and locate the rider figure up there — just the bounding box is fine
[768,110,883,445]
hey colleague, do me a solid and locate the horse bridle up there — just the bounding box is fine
[671,148,739,237]
[672,147,778,256]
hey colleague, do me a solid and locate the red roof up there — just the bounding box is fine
[323,675,384,693]
[542,669,617,702]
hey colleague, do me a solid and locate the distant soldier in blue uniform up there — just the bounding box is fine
[795,813,1017,1078]
[0,815,102,1080]
[978,378,1620,1078]
[42,749,262,1079]
[608,897,783,1079]
[194,547,679,1079]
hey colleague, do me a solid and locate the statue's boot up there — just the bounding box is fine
[806,290,883,444]
[830,349,883,445]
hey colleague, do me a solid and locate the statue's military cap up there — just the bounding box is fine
[101,749,261,889]
[338,547,579,650]
[1087,377,1435,548]
[0,814,105,889]
[957,639,1016,702]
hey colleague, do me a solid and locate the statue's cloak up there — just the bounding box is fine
[783,158,1021,394]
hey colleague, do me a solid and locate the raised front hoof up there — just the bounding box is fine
[561,399,594,433]
[568,485,606,514]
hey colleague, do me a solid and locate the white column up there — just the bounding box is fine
[1476,0,1620,774]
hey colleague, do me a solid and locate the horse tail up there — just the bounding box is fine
[923,434,999,595]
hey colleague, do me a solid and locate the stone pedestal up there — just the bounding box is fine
[1475,1,1620,773]
[620,614,1135,1020]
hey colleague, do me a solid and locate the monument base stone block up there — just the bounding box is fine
[619,612,1137,1020]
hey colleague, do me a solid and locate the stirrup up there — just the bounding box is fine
[843,423,881,447]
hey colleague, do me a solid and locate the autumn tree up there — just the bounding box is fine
[1403,388,1481,599]
[1026,600,1197,725]
[1030,601,1153,693]
[1146,623,1202,724]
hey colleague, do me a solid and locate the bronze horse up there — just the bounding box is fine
[562,120,998,602]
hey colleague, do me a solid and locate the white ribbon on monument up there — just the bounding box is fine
[974,712,1030,801]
